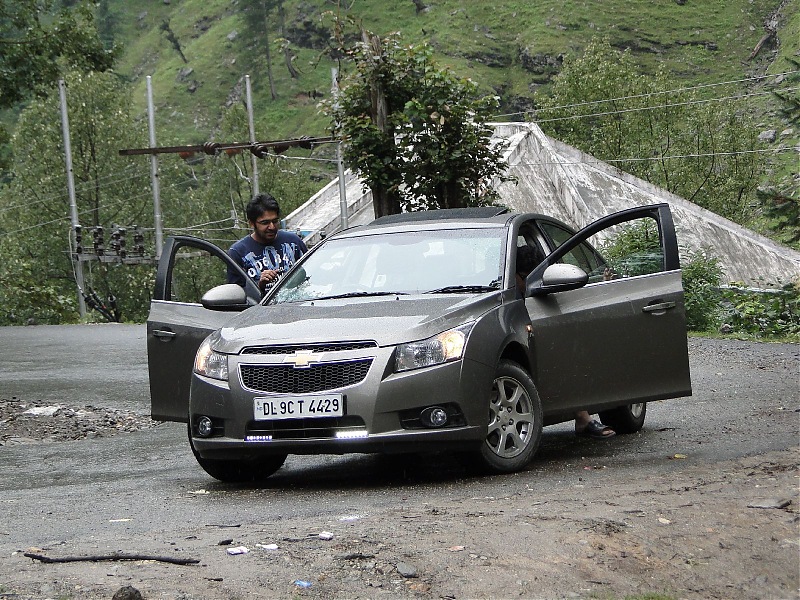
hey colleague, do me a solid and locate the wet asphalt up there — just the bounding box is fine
[0,325,797,552]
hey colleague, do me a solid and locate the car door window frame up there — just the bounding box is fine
[526,204,679,296]
[154,235,262,305]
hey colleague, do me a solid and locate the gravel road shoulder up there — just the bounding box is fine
[0,336,797,600]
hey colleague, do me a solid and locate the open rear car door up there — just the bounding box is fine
[147,236,261,422]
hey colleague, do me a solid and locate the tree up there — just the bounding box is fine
[0,71,150,324]
[760,60,800,249]
[0,0,115,109]
[324,32,510,217]
[160,20,188,63]
[241,0,281,100]
[276,2,299,79]
[535,38,764,225]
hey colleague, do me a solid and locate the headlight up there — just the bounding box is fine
[394,323,474,372]
[194,337,229,381]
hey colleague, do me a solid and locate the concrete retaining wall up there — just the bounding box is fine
[285,122,800,286]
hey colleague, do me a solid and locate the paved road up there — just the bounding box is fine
[0,325,797,556]
[0,324,149,413]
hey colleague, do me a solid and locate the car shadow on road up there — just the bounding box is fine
[201,427,647,491]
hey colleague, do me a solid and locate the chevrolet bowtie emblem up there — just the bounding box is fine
[283,350,320,368]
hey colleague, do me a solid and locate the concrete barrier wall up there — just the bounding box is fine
[285,122,800,286]
[497,122,799,285]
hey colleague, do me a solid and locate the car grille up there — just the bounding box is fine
[241,341,377,355]
[239,359,373,393]
[246,416,367,440]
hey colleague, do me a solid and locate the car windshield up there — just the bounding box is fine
[268,227,505,304]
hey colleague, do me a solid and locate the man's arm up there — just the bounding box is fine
[226,247,247,287]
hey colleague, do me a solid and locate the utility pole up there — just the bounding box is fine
[146,76,164,259]
[245,75,259,196]
[332,68,349,230]
[59,80,87,318]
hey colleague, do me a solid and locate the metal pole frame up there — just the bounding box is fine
[245,75,259,197]
[147,76,164,259]
[332,68,349,231]
[59,80,87,318]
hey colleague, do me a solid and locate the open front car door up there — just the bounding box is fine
[147,236,261,422]
[525,203,692,423]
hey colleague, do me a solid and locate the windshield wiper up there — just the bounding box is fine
[311,291,408,301]
[424,285,499,294]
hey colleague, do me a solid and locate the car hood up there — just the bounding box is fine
[212,293,501,353]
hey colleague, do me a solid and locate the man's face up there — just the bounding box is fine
[250,210,280,244]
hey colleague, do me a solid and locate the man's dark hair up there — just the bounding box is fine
[516,244,545,277]
[246,193,281,222]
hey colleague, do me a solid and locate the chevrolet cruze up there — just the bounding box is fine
[148,204,691,481]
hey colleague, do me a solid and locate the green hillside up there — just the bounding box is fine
[104,1,794,124]
[99,0,798,204]
[1,0,797,326]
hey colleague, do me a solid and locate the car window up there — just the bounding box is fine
[168,247,229,303]
[592,217,665,278]
[540,216,666,282]
[269,228,505,303]
[539,222,608,282]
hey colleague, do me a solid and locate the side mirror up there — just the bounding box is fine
[528,263,589,296]
[201,284,252,311]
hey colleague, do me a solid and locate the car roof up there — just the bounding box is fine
[336,207,555,239]
[371,206,510,225]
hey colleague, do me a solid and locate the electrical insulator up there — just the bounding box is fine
[110,227,121,255]
[74,224,83,255]
[132,227,145,256]
[92,226,104,256]
[118,227,127,258]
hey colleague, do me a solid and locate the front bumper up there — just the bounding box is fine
[189,346,494,460]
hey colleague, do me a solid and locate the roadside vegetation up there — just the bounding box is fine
[0,0,796,336]
[679,249,799,341]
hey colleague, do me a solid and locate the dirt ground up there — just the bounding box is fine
[3,445,798,600]
[0,400,157,446]
[1,337,798,600]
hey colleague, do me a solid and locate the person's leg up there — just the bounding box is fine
[574,410,592,430]
[575,411,615,438]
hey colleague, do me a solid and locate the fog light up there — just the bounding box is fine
[420,406,448,428]
[196,416,214,438]
[336,429,369,439]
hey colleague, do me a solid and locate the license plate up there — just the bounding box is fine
[253,395,344,420]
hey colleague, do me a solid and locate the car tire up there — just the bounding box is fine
[598,403,647,434]
[478,359,543,473]
[188,425,287,482]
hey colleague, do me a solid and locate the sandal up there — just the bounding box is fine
[576,420,616,440]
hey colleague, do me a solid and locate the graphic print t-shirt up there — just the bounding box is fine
[227,230,307,292]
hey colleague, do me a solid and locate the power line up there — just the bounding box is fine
[0,168,149,214]
[179,216,235,229]
[3,70,793,239]
[273,154,340,164]
[166,227,243,234]
[513,146,798,167]
[535,87,800,123]
[0,173,213,239]
[166,218,250,232]
[493,69,800,120]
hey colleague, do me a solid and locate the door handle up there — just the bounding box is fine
[642,301,676,313]
[152,329,177,339]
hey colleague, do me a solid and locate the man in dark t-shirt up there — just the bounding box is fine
[227,193,307,294]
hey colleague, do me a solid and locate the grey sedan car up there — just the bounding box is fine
[148,204,691,481]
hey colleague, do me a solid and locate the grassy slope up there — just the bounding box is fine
[108,0,787,130]
[105,0,796,210]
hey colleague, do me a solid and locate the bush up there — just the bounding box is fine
[681,249,724,332]
[719,281,800,338]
